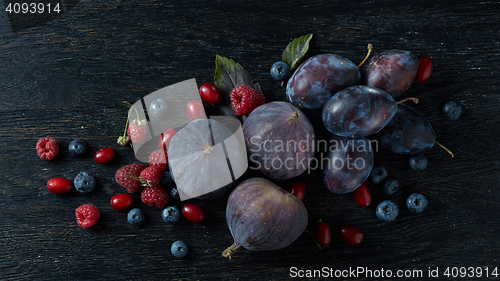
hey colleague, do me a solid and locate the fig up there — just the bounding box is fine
[223,177,308,259]
[168,117,248,200]
[286,54,360,110]
[242,101,316,180]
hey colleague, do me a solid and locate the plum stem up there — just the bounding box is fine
[222,241,241,259]
[304,230,322,250]
[357,44,373,68]
[435,140,455,158]
[397,97,419,105]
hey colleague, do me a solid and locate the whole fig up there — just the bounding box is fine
[242,101,316,180]
[223,177,308,259]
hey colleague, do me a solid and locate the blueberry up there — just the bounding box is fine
[170,186,179,200]
[383,178,400,195]
[442,101,462,120]
[162,205,181,223]
[407,193,428,214]
[270,61,291,80]
[74,172,95,193]
[68,139,87,157]
[160,170,174,186]
[171,240,188,258]
[409,153,428,171]
[149,98,167,120]
[370,164,388,184]
[376,200,399,222]
[127,208,145,226]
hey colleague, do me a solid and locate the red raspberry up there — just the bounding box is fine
[36,136,59,160]
[127,119,148,143]
[137,166,162,187]
[75,204,100,228]
[148,149,168,172]
[141,186,169,209]
[115,163,147,193]
[229,84,266,115]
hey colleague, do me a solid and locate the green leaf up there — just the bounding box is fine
[214,55,262,117]
[282,33,313,71]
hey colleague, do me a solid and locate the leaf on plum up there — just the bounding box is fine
[214,55,262,117]
[282,33,313,71]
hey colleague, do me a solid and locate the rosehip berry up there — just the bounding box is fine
[111,193,134,211]
[158,128,177,151]
[314,221,331,247]
[339,225,364,246]
[187,100,207,121]
[288,181,306,200]
[47,177,73,194]
[199,83,222,105]
[182,203,205,223]
[352,183,371,207]
[415,57,433,83]
[94,147,115,164]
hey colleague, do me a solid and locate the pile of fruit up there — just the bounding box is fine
[36,33,461,259]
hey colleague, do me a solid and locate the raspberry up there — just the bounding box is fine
[148,149,168,172]
[137,166,162,187]
[75,204,100,228]
[36,136,59,160]
[127,119,148,143]
[141,186,169,209]
[230,84,266,115]
[115,163,147,193]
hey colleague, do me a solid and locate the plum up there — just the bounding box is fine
[223,177,308,259]
[322,85,397,137]
[242,101,315,180]
[376,104,436,154]
[323,134,374,194]
[365,50,419,98]
[286,54,360,110]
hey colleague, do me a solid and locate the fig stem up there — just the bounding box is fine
[291,112,300,121]
[435,140,455,158]
[222,241,240,259]
[357,44,373,69]
[396,97,419,105]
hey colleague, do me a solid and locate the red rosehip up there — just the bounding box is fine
[110,193,134,210]
[288,181,306,200]
[415,57,433,83]
[94,147,115,164]
[47,177,73,194]
[315,221,331,247]
[339,225,364,246]
[158,128,177,151]
[199,83,222,105]
[182,203,205,223]
[352,183,372,208]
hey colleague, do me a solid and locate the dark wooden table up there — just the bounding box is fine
[1,0,499,280]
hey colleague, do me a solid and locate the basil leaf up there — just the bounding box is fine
[282,33,313,71]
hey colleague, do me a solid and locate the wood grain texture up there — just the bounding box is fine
[1,0,499,280]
